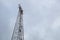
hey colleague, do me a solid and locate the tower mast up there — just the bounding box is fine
[11,4,24,40]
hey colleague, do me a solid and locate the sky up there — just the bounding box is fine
[0,0,60,40]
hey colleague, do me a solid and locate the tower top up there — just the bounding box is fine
[19,4,23,14]
[11,4,24,40]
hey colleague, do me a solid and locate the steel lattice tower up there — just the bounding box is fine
[11,4,24,40]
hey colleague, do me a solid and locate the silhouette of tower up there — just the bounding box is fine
[11,4,24,40]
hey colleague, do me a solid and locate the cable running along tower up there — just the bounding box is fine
[11,4,24,40]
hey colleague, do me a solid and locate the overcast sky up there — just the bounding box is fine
[0,0,60,40]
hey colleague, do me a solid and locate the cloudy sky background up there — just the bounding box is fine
[0,0,60,40]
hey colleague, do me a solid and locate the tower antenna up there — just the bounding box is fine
[11,4,24,40]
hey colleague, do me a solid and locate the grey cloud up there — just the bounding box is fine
[22,0,60,40]
[0,0,60,40]
[0,0,18,40]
